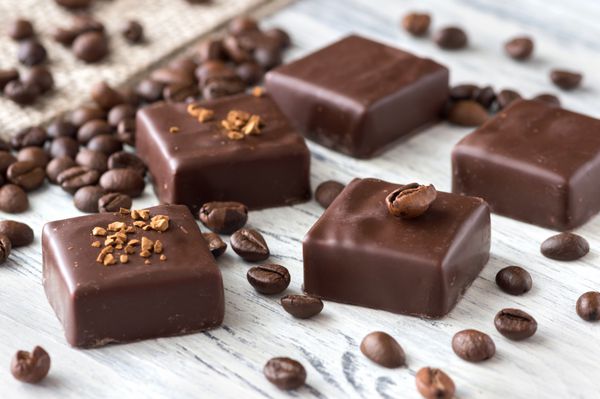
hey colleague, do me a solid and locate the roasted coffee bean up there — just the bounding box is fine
[90,81,124,111]
[415,367,455,399]
[11,127,47,150]
[497,88,522,110]
[496,266,532,295]
[18,39,47,66]
[107,151,146,176]
[77,119,112,144]
[51,26,79,46]
[196,39,226,63]
[73,32,109,63]
[0,220,34,247]
[236,62,263,85]
[402,12,431,36]
[107,104,136,127]
[532,93,560,107]
[169,58,198,77]
[247,264,291,294]
[163,82,199,102]
[281,294,323,319]
[98,192,132,213]
[87,134,122,156]
[57,166,100,194]
[254,45,282,70]
[434,26,468,50]
[576,291,600,322]
[99,168,145,197]
[199,201,248,234]
[48,119,77,140]
[0,151,17,175]
[449,84,479,101]
[7,161,45,191]
[4,80,39,106]
[541,232,589,261]
[386,183,437,218]
[10,346,50,384]
[73,185,104,213]
[264,28,291,49]
[0,139,10,152]
[119,86,141,107]
[18,147,50,168]
[550,69,582,90]
[494,308,537,340]
[152,66,194,86]
[360,331,406,368]
[504,36,534,60]
[0,184,29,213]
[230,228,269,261]
[452,329,495,362]
[8,19,35,41]
[202,232,227,258]
[76,148,107,172]
[70,106,106,128]
[55,0,92,9]
[229,16,259,36]
[49,136,79,159]
[135,79,164,103]
[46,156,76,183]
[202,78,245,99]
[121,20,144,44]
[475,86,497,109]
[22,66,54,93]
[263,357,306,390]
[223,35,252,63]
[447,100,488,126]
[195,61,238,86]
[116,119,136,146]
[0,234,12,264]
[0,68,19,90]
[315,180,345,209]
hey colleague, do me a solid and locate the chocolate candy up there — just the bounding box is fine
[42,204,224,347]
[303,178,490,317]
[453,99,600,230]
[266,35,449,158]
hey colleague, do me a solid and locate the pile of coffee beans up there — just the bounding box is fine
[401,12,468,50]
[52,15,109,63]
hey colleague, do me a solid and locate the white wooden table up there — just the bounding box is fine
[1,0,599,398]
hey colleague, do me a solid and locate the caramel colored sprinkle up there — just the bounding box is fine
[96,246,114,263]
[119,208,130,215]
[252,86,264,97]
[91,241,101,248]
[92,227,106,236]
[103,253,116,266]
[125,226,135,234]
[187,104,215,123]
[120,254,129,264]
[169,126,179,134]
[141,237,153,251]
[128,239,140,246]
[227,131,245,140]
[242,115,261,135]
[150,215,169,232]
[124,245,136,254]
[221,109,263,141]
[133,221,146,228]
[108,222,126,231]
[145,260,151,265]
[140,250,152,258]
[153,240,163,254]
[160,254,167,261]
[143,225,152,231]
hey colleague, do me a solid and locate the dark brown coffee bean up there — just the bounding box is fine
[55,0,92,9]
[402,12,431,36]
[98,192,132,213]
[18,39,47,66]
[228,16,259,36]
[264,28,291,49]
[4,80,39,106]
[504,36,534,60]
[11,127,47,150]
[0,151,17,175]
[0,220,34,247]
[135,79,164,103]
[196,39,226,63]
[494,308,537,340]
[70,106,106,128]
[0,234,12,264]
[163,82,199,102]
[496,266,532,295]
[281,294,323,319]
[119,86,141,107]
[49,136,79,159]
[107,151,146,176]
[99,168,145,197]
[497,89,522,110]
[0,68,19,91]
[57,166,100,194]
[47,119,77,140]
[87,134,122,156]
[386,183,437,218]
[18,147,50,168]
[90,81,124,111]
[447,100,488,126]
[223,35,253,63]
[230,228,269,261]
[541,232,589,261]
[0,139,10,152]
[532,93,560,107]
[434,26,468,50]
[550,69,582,90]
[152,66,195,86]
[51,26,78,46]
[449,84,479,101]
[10,346,50,384]
[73,32,109,63]
[8,19,35,41]
[475,86,497,109]
[202,232,227,258]
[76,148,107,172]
[199,201,248,234]
[195,61,238,86]
[0,184,29,213]
[116,119,136,146]
[46,156,76,183]
[254,45,282,70]
[415,367,455,399]
[21,66,54,94]
[202,78,245,100]
[121,20,144,44]
[247,264,290,294]
[263,357,306,390]
[452,329,495,362]
[77,119,112,144]
[576,291,600,322]
[315,180,345,209]
[73,185,104,213]
[107,104,135,127]
[360,331,406,368]
[236,62,263,85]
[7,161,45,191]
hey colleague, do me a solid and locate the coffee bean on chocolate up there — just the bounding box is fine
[107,151,146,176]
[49,136,79,159]
[386,183,437,219]
[0,184,29,213]
[202,232,227,258]
[87,134,122,156]
[281,294,323,319]
[10,346,51,384]
[247,264,290,294]
[0,234,12,264]
[496,266,532,295]
[236,62,263,85]
[70,106,106,128]
[121,20,144,44]
[196,39,226,63]
[0,151,17,175]
[116,119,136,146]
[497,89,522,110]
[315,180,345,209]
[447,100,488,126]
[360,331,406,368]
[263,357,306,390]
[0,68,19,91]
[402,12,431,37]
[504,36,534,60]
[107,104,136,127]
[4,80,39,106]
[73,32,109,63]
[541,232,589,261]
[452,329,495,362]
[550,69,582,90]
[22,66,54,93]
[7,161,46,191]
[532,93,561,107]
[77,119,112,144]
[576,291,600,322]
[475,86,496,109]
[434,26,468,50]
[228,16,259,36]
[494,308,537,340]
[199,201,248,234]
[76,148,107,172]
[99,168,145,197]
[18,39,47,66]
[46,156,76,183]
[55,0,92,9]
[98,192,132,213]
[0,220,34,247]
[135,79,165,103]
[8,19,35,41]
[90,81,124,111]
[18,147,50,168]
[230,228,269,261]
[73,185,104,213]
[415,367,455,399]
[11,127,47,150]
[57,166,100,194]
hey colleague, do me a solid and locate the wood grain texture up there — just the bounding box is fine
[1,0,599,398]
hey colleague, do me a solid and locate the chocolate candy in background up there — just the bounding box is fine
[303,178,490,318]
[42,204,224,347]
[452,99,600,230]
[266,35,449,158]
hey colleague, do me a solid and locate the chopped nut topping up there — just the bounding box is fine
[128,239,140,246]
[169,126,179,134]
[125,226,135,234]
[220,109,263,141]
[187,104,215,123]
[160,254,167,261]
[91,241,101,248]
[124,245,136,254]
[133,221,146,228]
[103,253,116,266]
[227,130,245,141]
[140,250,152,258]
[138,209,150,220]
[242,115,261,135]
[252,86,264,97]
[119,254,129,264]
[143,225,152,231]
[153,240,163,254]
[108,222,126,231]
[119,208,130,215]
[92,227,107,236]
[141,237,153,252]
[96,246,114,263]
[150,215,170,232]
[145,260,151,265]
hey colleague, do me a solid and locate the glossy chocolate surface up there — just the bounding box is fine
[136,94,311,212]
[452,99,600,230]
[266,35,449,158]
[303,178,490,318]
[42,204,224,348]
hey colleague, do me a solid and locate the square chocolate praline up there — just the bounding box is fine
[42,204,224,348]
[303,178,490,318]
[136,94,311,212]
[265,34,449,158]
[453,99,600,230]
